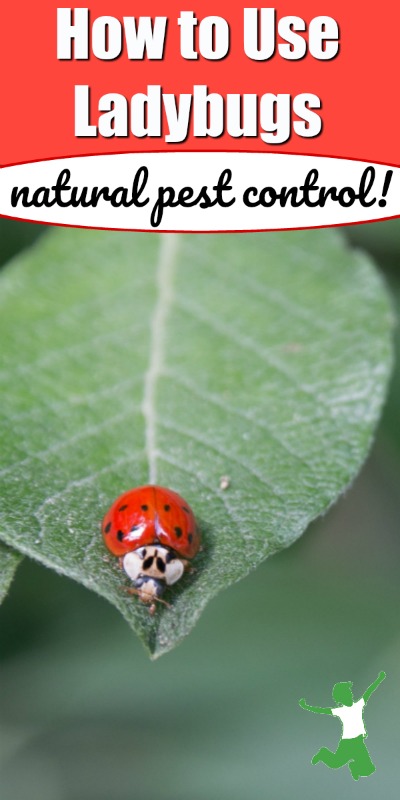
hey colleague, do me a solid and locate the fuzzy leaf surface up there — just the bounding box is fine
[0,542,21,603]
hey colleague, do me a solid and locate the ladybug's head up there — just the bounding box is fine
[123,546,185,587]
[134,575,165,603]
[121,546,186,614]
[132,576,171,615]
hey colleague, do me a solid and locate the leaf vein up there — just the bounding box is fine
[142,235,179,483]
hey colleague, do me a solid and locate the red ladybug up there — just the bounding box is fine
[102,485,200,613]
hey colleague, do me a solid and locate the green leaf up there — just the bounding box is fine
[0,542,21,603]
[0,229,393,656]
[0,220,43,591]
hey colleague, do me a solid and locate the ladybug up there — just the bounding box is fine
[102,485,200,614]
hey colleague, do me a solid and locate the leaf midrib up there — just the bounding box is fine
[142,234,179,484]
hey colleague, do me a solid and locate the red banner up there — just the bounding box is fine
[1,2,399,166]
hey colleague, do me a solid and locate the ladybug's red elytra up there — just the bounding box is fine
[102,485,200,614]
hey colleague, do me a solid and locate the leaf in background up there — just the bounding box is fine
[0,230,393,656]
[347,218,400,272]
[379,281,400,459]
[0,542,21,603]
[0,219,44,270]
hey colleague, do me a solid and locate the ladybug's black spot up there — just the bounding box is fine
[174,526,183,538]
[182,506,190,514]
[104,522,111,534]
[119,504,128,512]
[143,556,154,570]
[164,504,170,511]
[130,525,140,532]
[141,504,148,511]
[117,530,125,542]
[188,533,193,544]
[157,558,166,573]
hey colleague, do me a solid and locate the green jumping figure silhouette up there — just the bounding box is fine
[299,671,386,780]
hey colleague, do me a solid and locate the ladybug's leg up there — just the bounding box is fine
[120,585,171,611]
[153,595,171,610]
[182,559,196,575]
[118,557,125,570]
[121,585,140,596]
[148,597,171,614]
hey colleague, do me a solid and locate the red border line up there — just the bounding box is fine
[1,149,400,170]
[1,211,399,236]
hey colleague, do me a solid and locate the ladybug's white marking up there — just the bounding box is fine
[164,558,184,586]
[123,551,143,581]
[123,544,185,587]
[142,235,179,483]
